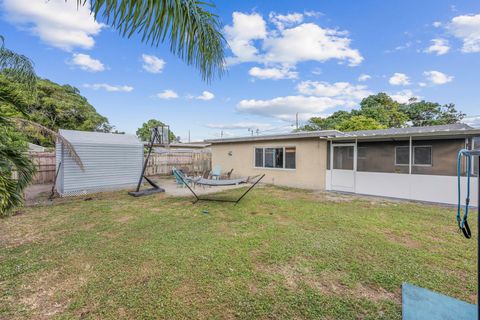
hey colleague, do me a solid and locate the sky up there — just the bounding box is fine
[1,0,480,141]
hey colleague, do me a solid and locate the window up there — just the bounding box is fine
[254,147,296,169]
[413,146,432,166]
[264,148,274,168]
[255,148,263,167]
[395,146,409,165]
[285,147,296,169]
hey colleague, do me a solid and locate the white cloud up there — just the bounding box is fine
[448,14,480,52]
[423,70,453,85]
[389,73,410,86]
[237,95,352,121]
[156,90,178,99]
[432,21,442,28]
[224,12,267,65]
[206,122,274,130]
[263,23,363,66]
[358,74,371,81]
[248,66,298,80]
[141,54,166,73]
[70,53,105,72]
[2,0,103,51]
[197,91,215,100]
[224,12,363,67]
[83,83,133,92]
[296,81,372,100]
[390,90,418,104]
[463,116,480,128]
[269,12,304,29]
[237,80,372,121]
[424,38,450,55]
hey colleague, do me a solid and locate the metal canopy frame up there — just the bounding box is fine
[176,173,265,205]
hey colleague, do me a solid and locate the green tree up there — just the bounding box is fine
[300,110,352,131]
[83,0,226,82]
[0,76,112,146]
[399,100,465,126]
[335,115,386,132]
[356,93,408,128]
[136,119,176,142]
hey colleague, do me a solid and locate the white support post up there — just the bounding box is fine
[409,136,412,175]
[354,138,358,193]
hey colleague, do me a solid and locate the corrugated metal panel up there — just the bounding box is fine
[58,130,142,197]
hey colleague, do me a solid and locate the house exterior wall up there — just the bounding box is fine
[211,138,327,189]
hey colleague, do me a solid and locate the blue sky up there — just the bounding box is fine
[1,0,479,141]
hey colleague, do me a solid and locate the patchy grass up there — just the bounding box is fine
[0,186,476,319]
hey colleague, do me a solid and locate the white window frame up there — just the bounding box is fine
[253,146,296,170]
[395,146,410,166]
[412,145,433,166]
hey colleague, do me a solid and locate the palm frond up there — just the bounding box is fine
[12,118,84,170]
[0,145,36,216]
[80,0,226,82]
[0,37,36,88]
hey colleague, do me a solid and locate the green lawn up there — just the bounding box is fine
[0,186,476,319]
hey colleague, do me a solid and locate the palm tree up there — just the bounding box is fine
[84,0,226,82]
[1,1,226,215]
[0,37,84,216]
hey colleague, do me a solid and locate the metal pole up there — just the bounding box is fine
[477,155,479,320]
[136,129,157,192]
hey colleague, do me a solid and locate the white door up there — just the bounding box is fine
[331,144,355,192]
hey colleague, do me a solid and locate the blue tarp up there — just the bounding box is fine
[402,282,477,320]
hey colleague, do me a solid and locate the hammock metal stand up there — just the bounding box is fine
[176,173,265,204]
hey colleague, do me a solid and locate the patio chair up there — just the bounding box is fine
[211,165,221,180]
[172,167,197,188]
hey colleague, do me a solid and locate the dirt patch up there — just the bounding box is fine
[114,215,132,223]
[384,231,421,249]
[310,272,399,303]
[257,259,399,304]
[19,255,93,319]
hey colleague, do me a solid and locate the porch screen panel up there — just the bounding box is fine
[356,141,409,174]
[333,146,354,170]
[412,139,465,176]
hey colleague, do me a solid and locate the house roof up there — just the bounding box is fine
[332,123,480,140]
[206,130,344,144]
[207,124,480,144]
[59,129,141,145]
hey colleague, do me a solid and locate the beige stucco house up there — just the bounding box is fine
[207,124,480,205]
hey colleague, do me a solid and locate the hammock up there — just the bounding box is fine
[173,168,265,204]
[195,177,248,186]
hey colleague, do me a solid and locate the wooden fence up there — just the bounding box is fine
[29,152,56,184]
[26,151,211,184]
[144,151,211,176]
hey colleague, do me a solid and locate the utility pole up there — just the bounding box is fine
[221,130,223,138]
[296,112,299,130]
[188,130,190,143]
